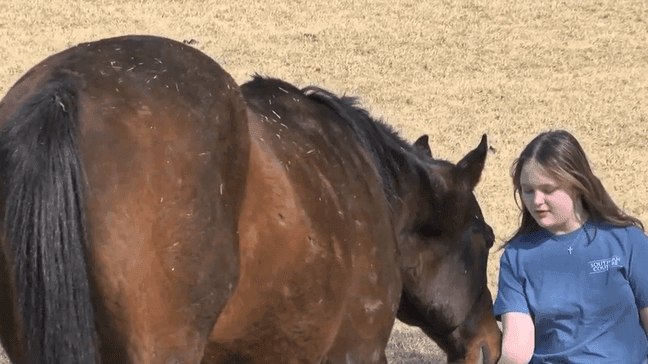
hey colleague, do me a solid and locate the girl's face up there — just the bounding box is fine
[519,159,587,235]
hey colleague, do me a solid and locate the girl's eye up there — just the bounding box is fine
[522,189,533,194]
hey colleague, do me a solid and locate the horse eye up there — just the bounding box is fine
[415,223,443,238]
[485,225,495,249]
[472,222,495,249]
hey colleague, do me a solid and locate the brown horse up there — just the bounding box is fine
[0,35,500,364]
[236,77,501,364]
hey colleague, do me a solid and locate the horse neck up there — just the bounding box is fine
[371,142,432,229]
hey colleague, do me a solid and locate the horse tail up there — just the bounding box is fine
[0,75,97,364]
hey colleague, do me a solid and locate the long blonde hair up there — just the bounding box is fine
[503,130,644,248]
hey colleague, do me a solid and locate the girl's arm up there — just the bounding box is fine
[497,312,535,364]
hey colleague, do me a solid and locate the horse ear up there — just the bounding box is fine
[413,135,432,158]
[456,134,488,189]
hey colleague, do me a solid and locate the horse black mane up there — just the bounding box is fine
[242,75,429,197]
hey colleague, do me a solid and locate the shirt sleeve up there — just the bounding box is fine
[627,226,648,309]
[493,246,531,319]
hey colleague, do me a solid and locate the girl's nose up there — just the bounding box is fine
[533,191,544,206]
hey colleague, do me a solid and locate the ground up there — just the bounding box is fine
[1,0,646,362]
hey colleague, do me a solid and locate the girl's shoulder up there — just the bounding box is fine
[507,229,551,248]
[502,229,551,257]
[589,219,643,233]
[588,219,648,245]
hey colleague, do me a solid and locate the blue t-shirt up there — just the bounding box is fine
[494,220,648,364]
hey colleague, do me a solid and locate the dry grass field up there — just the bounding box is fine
[1,0,647,362]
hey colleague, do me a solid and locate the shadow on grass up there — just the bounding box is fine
[386,320,446,364]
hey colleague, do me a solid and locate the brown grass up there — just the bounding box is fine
[1,0,647,362]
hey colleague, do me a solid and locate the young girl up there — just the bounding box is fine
[494,130,648,364]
